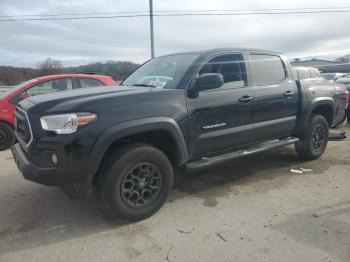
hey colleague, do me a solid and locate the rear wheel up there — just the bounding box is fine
[295,114,329,160]
[0,122,14,151]
[97,143,173,222]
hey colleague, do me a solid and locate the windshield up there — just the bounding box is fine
[122,53,198,89]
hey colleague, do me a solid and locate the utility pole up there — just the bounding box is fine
[149,0,155,58]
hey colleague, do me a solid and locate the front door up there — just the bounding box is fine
[187,53,255,159]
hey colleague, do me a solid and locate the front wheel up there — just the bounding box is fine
[295,114,329,160]
[97,143,173,222]
[0,122,14,151]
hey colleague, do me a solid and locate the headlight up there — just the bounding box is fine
[40,113,97,134]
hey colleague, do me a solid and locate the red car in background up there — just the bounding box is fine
[0,74,116,150]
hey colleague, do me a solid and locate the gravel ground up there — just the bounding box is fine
[0,125,349,262]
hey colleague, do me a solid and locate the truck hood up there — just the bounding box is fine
[25,85,152,106]
[18,85,159,114]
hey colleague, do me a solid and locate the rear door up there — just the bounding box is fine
[248,53,299,141]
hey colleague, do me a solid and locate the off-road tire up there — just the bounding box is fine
[97,143,173,222]
[295,114,329,160]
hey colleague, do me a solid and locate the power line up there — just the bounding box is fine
[1,10,350,22]
[156,6,350,12]
[0,11,150,18]
[1,6,350,18]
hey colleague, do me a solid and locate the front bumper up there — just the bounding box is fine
[11,143,59,186]
[11,143,92,198]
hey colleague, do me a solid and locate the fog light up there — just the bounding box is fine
[51,154,58,165]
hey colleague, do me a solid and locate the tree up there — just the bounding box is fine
[104,61,139,80]
[0,66,25,85]
[37,58,63,76]
[0,59,139,85]
[335,56,350,64]
[66,60,139,81]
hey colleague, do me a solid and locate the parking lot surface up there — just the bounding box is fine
[0,125,349,262]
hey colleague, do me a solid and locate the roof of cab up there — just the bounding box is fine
[199,48,282,55]
[157,48,283,59]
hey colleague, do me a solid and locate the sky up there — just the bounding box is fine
[0,0,350,67]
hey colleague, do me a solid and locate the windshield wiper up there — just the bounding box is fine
[132,84,156,88]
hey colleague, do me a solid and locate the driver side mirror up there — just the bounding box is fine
[188,73,224,98]
[191,73,224,95]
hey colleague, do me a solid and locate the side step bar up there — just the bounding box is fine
[186,137,299,170]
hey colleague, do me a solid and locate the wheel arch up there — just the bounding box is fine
[296,98,335,134]
[86,117,188,182]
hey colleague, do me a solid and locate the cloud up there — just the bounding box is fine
[0,0,350,67]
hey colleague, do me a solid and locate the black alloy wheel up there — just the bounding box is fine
[121,162,162,208]
[311,126,326,151]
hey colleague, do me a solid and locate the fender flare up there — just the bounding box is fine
[86,117,189,178]
[296,97,335,133]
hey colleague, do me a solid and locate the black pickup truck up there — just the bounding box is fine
[11,48,348,221]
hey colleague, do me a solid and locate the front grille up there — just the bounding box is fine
[14,108,33,146]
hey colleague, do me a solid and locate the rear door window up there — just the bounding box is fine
[199,53,247,89]
[249,54,286,85]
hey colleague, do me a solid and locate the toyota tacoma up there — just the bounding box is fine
[11,48,348,221]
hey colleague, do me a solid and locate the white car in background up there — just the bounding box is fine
[323,72,347,81]
[336,74,350,90]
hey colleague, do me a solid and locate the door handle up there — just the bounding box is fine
[283,91,295,97]
[239,95,254,103]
